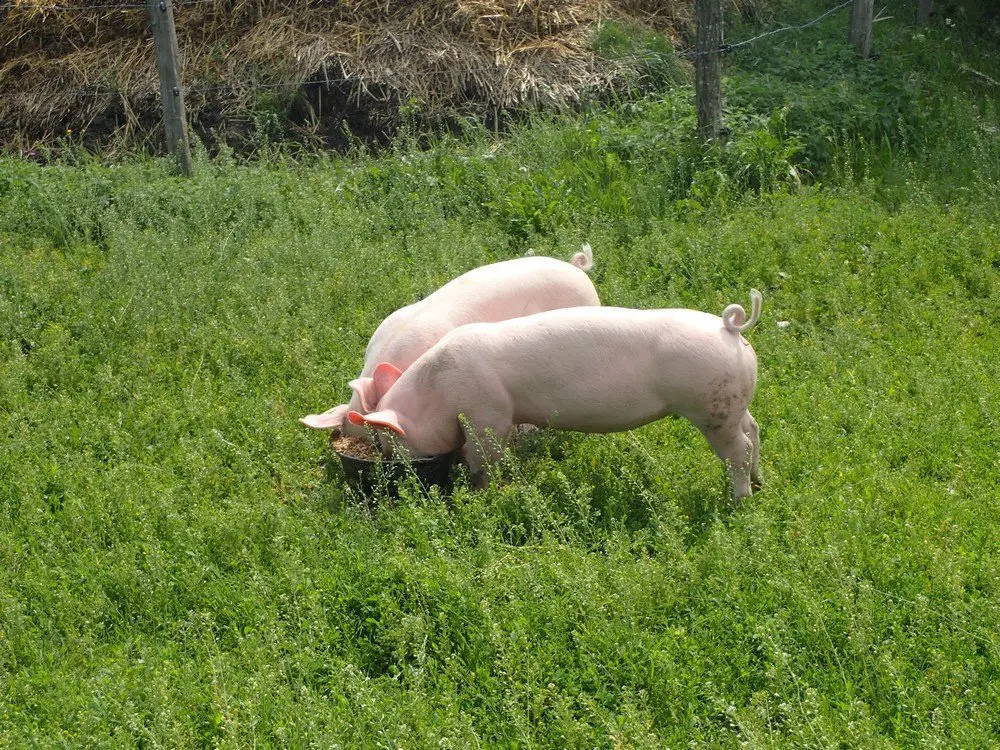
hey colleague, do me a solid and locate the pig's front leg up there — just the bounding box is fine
[460,417,514,490]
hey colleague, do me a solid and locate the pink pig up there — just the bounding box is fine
[348,291,764,501]
[301,247,599,437]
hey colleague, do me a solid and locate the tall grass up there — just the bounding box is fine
[3,156,999,745]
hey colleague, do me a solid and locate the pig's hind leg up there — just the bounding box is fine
[699,415,754,502]
[742,411,761,489]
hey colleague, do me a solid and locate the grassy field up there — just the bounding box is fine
[2,2,1000,747]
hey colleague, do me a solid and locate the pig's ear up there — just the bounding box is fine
[348,409,407,437]
[348,377,379,412]
[300,404,349,433]
[373,363,403,398]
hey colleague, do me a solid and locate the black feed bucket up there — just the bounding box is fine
[333,438,458,499]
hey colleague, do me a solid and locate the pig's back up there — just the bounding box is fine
[459,305,731,352]
[367,256,598,374]
[423,256,598,324]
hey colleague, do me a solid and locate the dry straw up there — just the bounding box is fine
[0,0,735,150]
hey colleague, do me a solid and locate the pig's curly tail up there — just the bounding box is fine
[722,289,763,333]
[569,243,594,272]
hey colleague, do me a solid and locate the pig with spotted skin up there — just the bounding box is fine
[347,291,764,501]
[301,247,599,438]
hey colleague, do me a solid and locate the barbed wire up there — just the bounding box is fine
[960,63,999,88]
[673,0,852,57]
[720,0,853,53]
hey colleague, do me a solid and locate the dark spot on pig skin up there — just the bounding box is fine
[434,347,457,371]
[704,377,736,431]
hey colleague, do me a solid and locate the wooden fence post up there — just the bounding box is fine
[849,0,874,58]
[695,0,724,143]
[147,0,193,176]
[916,0,933,25]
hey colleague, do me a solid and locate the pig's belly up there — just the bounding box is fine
[513,383,677,433]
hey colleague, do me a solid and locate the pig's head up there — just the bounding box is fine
[300,362,403,439]
[347,408,411,457]
[347,369,467,459]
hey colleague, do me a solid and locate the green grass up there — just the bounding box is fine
[2,3,1000,746]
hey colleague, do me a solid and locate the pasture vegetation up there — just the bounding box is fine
[2,1,1000,746]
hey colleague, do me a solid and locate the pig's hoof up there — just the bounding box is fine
[472,474,490,491]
